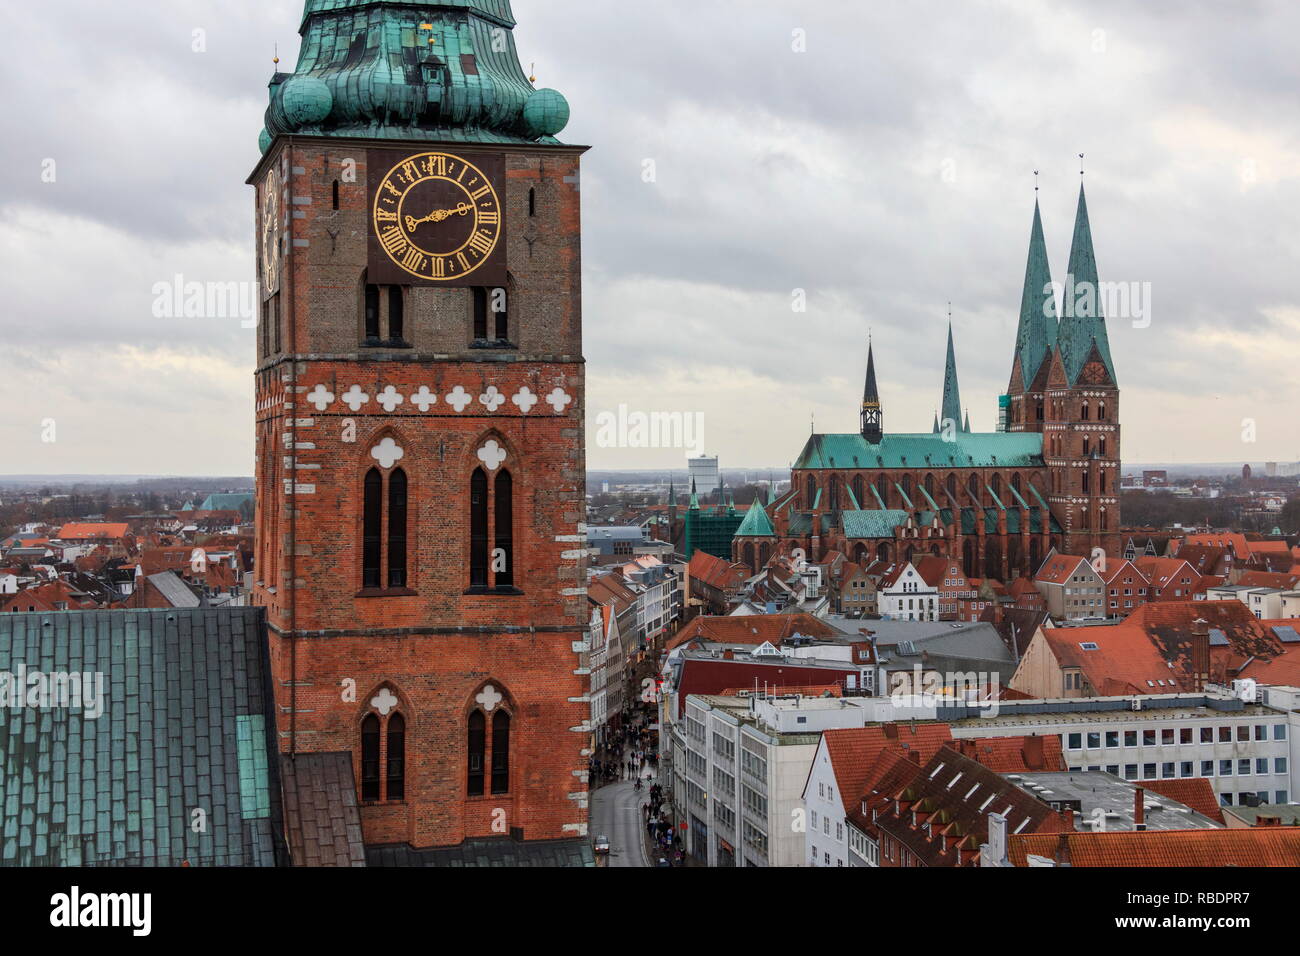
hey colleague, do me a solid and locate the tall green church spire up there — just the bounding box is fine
[1012,198,1058,388]
[1058,183,1117,386]
[860,338,883,443]
[260,0,571,151]
[940,322,965,432]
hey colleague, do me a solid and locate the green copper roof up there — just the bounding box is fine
[794,432,1045,471]
[842,509,910,538]
[262,0,569,150]
[0,609,282,866]
[733,498,775,537]
[1012,199,1059,389]
[1058,184,1117,386]
[940,324,965,432]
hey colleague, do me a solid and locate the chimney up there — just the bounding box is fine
[1134,787,1146,831]
[906,746,921,765]
[883,722,899,740]
[1190,618,1210,691]
[722,649,734,660]
[1055,832,1072,866]
[1063,807,1075,831]
[1023,733,1045,771]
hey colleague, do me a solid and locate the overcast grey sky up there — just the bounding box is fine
[1,0,1297,476]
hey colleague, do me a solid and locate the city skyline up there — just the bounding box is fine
[1,0,1297,474]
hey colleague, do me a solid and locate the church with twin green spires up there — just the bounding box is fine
[732,181,1122,582]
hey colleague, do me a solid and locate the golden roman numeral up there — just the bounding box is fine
[457,252,470,272]
[375,208,398,223]
[402,247,428,273]
[380,226,407,257]
[431,257,446,278]
[478,210,500,226]
[468,231,494,256]
[469,184,491,201]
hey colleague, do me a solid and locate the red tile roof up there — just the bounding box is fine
[665,612,840,652]
[1009,827,1300,867]
[821,724,956,808]
[687,550,749,591]
[1035,554,1090,586]
[1040,624,1184,695]
[55,523,130,541]
[1142,778,1226,825]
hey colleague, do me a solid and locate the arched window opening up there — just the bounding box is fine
[470,468,489,588]
[494,470,514,588]
[805,475,817,507]
[468,710,486,797]
[852,475,865,508]
[365,284,381,341]
[875,474,888,507]
[1012,472,1022,495]
[491,711,511,795]
[386,712,406,801]
[528,187,537,217]
[945,473,956,499]
[362,468,383,589]
[1099,437,1107,457]
[493,288,509,342]
[1081,401,1090,421]
[388,469,408,588]
[388,286,405,342]
[473,288,489,340]
[1098,402,1107,421]
[1082,471,1091,493]
[332,179,340,210]
[361,713,381,802]
[1082,436,1091,457]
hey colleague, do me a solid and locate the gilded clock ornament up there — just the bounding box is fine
[371,151,503,282]
[261,168,282,294]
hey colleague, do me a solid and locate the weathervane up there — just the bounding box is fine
[1079,152,1085,177]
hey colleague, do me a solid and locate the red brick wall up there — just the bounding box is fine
[252,139,590,848]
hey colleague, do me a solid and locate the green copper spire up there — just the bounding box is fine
[1058,183,1117,386]
[688,479,700,510]
[932,410,940,434]
[860,338,883,443]
[261,0,570,150]
[963,409,971,433]
[1012,198,1059,389]
[733,496,775,537]
[940,322,965,432]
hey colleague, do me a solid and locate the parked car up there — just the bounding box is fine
[593,835,610,855]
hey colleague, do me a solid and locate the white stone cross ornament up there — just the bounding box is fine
[479,386,506,412]
[377,386,405,412]
[512,387,538,414]
[412,386,438,412]
[342,385,370,412]
[371,687,399,716]
[546,387,572,414]
[371,437,405,469]
[306,384,335,411]
[446,385,472,413]
[476,440,507,471]
[476,684,503,712]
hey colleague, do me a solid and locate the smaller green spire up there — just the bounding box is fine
[689,479,700,510]
[734,496,775,537]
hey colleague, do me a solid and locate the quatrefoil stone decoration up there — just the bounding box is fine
[480,386,506,412]
[412,386,438,412]
[306,384,335,412]
[512,387,539,414]
[371,437,405,469]
[477,440,507,471]
[371,688,399,716]
[476,684,503,712]
[342,385,370,412]
[446,386,472,413]
[546,387,572,414]
[377,386,405,412]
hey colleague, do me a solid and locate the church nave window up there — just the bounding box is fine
[469,466,518,593]
[467,686,513,798]
[362,466,411,593]
[362,276,411,347]
[360,704,407,804]
[471,287,512,347]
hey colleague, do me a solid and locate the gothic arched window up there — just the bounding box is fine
[852,475,865,508]
[805,475,817,507]
[361,713,381,802]
[386,712,406,801]
[388,469,408,588]
[363,468,383,589]
[468,710,486,797]
[473,287,489,340]
[470,468,489,588]
[494,469,514,588]
[364,283,381,341]
[876,474,888,507]
[388,286,405,342]
[491,710,511,795]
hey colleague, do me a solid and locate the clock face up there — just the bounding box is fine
[371,152,503,282]
[261,169,281,294]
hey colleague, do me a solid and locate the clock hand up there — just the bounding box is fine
[404,203,474,232]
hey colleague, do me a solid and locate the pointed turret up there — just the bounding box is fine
[964,409,971,433]
[734,496,775,538]
[688,479,700,511]
[1011,198,1059,390]
[940,323,965,432]
[860,339,883,444]
[1058,183,1117,386]
[932,411,940,434]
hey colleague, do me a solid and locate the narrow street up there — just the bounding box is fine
[590,777,652,867]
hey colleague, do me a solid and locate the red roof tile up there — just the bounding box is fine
[1009,827,1300,867]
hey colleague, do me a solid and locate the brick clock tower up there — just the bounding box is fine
[249,0,590,857]
[1007,183,1121,558]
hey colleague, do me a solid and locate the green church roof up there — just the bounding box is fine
[1058,184,1117,387]
[733,498,775,537]
[0,609,282,866]
[262,0,570,151]
[1012,198,1059,389]
[793,432,1045,471]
